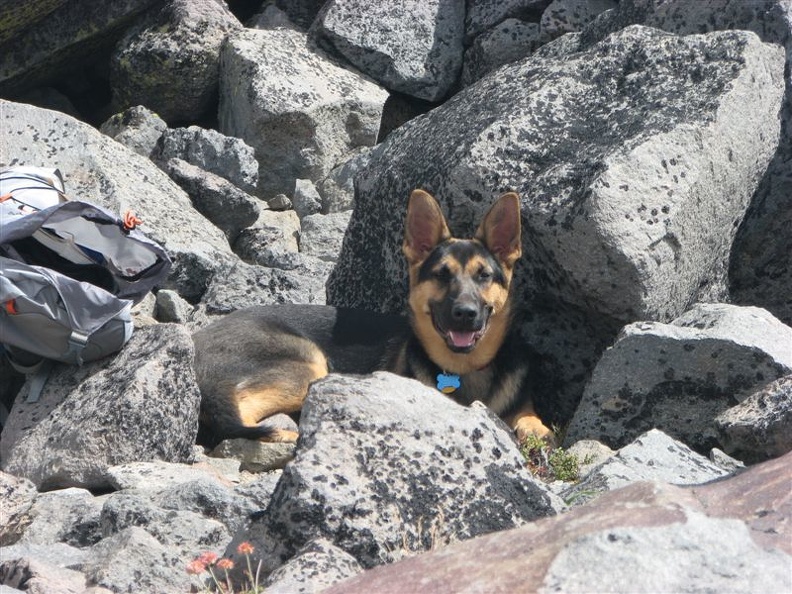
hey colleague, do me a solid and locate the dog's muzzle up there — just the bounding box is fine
[432,300,491,353]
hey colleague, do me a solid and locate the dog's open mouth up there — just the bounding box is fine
[432,318,489,353]
[445,328,485,350]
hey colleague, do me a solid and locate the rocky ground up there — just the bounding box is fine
[1,1,791,593]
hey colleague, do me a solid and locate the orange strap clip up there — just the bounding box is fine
[4,300,18,315]
[0,193,12,203]
[122,210,143,231]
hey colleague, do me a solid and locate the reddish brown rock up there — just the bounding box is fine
[325,452,792,593]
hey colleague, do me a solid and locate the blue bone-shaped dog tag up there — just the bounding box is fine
[436,373,461,394]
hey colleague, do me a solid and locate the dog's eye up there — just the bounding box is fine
[477,269,493,282]
[433,266,451,282]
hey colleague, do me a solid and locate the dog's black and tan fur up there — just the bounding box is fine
[193,189,552,446]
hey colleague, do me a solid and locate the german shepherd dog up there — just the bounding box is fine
[192,190,553,446]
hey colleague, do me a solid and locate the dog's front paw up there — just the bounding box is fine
[513,416,556,448]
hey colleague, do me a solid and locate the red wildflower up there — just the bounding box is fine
[237,541,255,556]
[186,559,206,575]
[197,551,219,566]
[216,558,235,571]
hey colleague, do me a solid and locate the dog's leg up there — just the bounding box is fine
[507,402,555,446]
[233,349,328,443]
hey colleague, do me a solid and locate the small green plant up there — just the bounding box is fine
[186,541,263,593]
[520,433,581,483]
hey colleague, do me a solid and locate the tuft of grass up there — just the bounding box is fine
[520,433,581,483]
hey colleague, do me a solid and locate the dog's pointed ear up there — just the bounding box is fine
[475,192,522,267]
[403,189,451,264]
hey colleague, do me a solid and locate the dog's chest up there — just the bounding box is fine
[417,368,494,406]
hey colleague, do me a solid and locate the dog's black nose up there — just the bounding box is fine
[452,302,478,323]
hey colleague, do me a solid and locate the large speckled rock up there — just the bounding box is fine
[564,304,792,453]
[0,99,235,302]
[0,325,201,490]
[324,451,792,594]
[224,373,563,577]
[110,0,241,124]
[326,26,784,429]
[311,0,465,101]
[218,27,388,198]
[584,0,792,45]
[328,26,784,325]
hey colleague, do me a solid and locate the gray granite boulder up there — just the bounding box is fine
[82,527,200,594]
[218,26,388,198]
[464,0,550,43]
[110,0,241,123]
[328,26,785,325]
[585,0,792,45]
[0,472,37,547]
[312,0,465,101]
[315,147,373,213]
[161,158,261,243]
[715,374,792,463]
[273,0,325,30]
[0,325,201,490]
[15,488,103,548]
[198,258,331,316]
[226,373,564,576]
[153,126,259,194]
[564,304,792,453]
[0,557,112,594]
[210,439,296,474]
[99,105,167,158]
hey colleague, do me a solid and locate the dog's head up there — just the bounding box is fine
[403,189,521,373]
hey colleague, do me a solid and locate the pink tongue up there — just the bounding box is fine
[448,330,477,348]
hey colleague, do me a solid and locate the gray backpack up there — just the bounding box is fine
[0,167,172,401]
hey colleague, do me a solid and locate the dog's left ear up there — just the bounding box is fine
[475,192,522,268]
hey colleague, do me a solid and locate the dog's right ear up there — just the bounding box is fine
[403,189,451,264]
